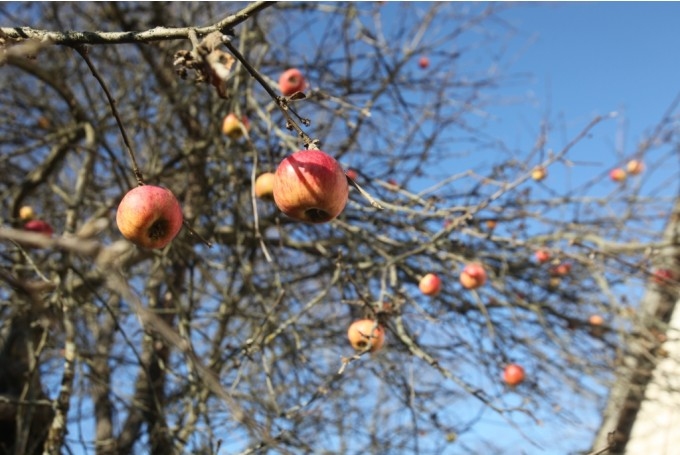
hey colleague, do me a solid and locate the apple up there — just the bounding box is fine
[23,219,53,237]
[652,268,674,285]
[387,179,399,190]
[346,168,358,181]
[222,113,250,139]
[347,319,385,353]
[19,205,36,221]
[116,185,183,249]
[419,273,442,296]
[534,249,551,264]
[627,159,644,175]
[254,172,276,199]
[273,149,349,223]
[609,168,627,182]
[589,314,604,326]
[460,263,487,290]
[531,166,547,182]
[486,219,497,230]
[418,56,430,69]
[503,363,525,387]
[279,68,306,97]
[550,262,571,277]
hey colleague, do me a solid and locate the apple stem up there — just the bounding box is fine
[75,45,144,186]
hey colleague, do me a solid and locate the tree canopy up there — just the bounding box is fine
[1,2,679,454]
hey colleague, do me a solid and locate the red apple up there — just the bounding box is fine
[653,268,674,285]
[609,168,627,182]
[531,166,547,182]
[273,150,349,223]
[19,205,36,221]
[254,172,276,199]
[418,56,430,69]
[23,219,53,237]
[419,273,442,296]
[222,113,250,139]
[627,159,644,175]
[116,185,183,249]
[550,262,572,277]
[279,68,306,97]
[503,364,525,387]
[589,314,604,326]
[460,263,487,289]
[347,319,385,353]
[346,168,358,181]
[486,219,497,230]
[534,249,551,264]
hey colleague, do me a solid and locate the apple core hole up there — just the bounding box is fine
[305,208,331,223]
[149,219,168,240]
[288,76,298,84]
[356,340,367,349]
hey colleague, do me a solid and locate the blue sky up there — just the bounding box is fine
[503,2,680,162]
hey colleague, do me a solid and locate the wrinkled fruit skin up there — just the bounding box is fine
[419,273,442,296]
[279,68,306,97]
[254,172,276,199]
[116,185,183,249]
[503,364,525,387]
[273,150,349,223]
[347,319,385,353]
[460,263,487,289]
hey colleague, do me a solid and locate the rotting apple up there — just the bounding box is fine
[626,159,644,176]
[609,168,627,182]
[222,113,250,140]
[460,263,487,290]
[273,149,349,223]
[279,68,306,97]
[534,249,551,264]
[116,185,183,249]
[254,172,276,199]
[503,363,525,387]
[347,319,385,353]
[419,273,442,296]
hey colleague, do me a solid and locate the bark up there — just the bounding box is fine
[592,197,680,453]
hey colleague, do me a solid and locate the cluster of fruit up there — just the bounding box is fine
[531,159,644,183]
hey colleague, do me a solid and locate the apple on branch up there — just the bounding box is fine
[418,56,430,69]
[19,205,36,221]
[626,159,644,175]
[222,113,250,140]
[609,168,627,182]
[116,185,183,249]
[279,68,306,97]
[254,172,276,199]
[531,166,547,182]
[23,219,54,237]
[347,319,385,353]
[503,363,525,387]
[460,263,487,290]
[273,149,349,223]
[534,249,551,264]
[419,273,442,296]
